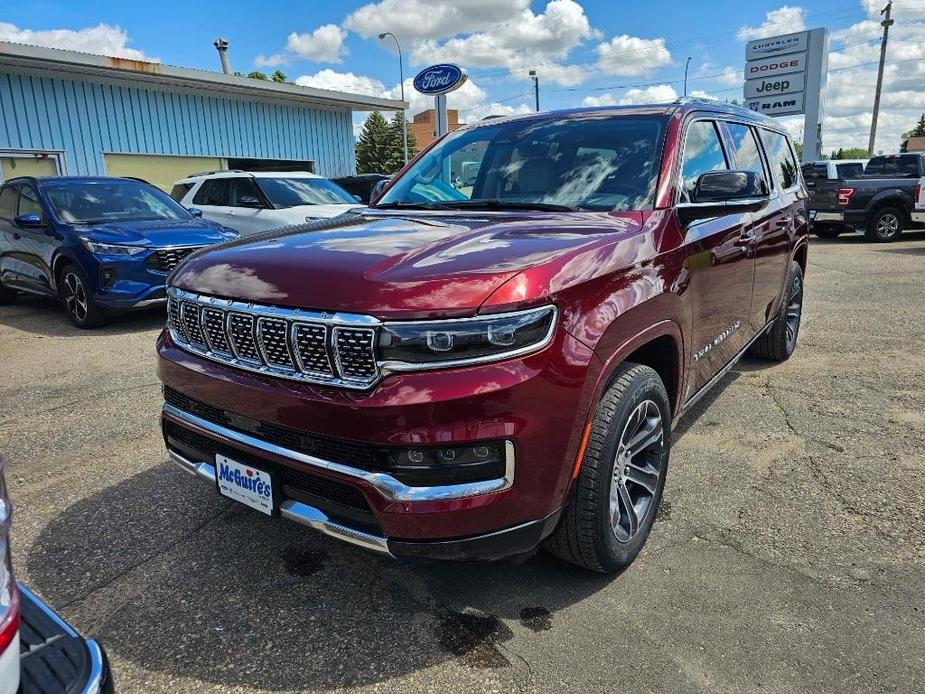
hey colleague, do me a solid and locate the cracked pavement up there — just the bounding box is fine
[1,231,923,692]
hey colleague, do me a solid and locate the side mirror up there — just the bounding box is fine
[370,179,389,204]
[677,170,770,224]
[13,213,44,229]
[187,207,203,218]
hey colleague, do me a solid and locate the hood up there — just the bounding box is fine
[170,209,643,318]
[74,218,236,247]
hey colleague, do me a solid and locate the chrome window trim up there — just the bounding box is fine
[163,402,515,502]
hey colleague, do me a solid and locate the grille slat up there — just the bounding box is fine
[146,246,202,273]
[166,290,379,389]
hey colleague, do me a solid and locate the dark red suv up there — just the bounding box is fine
[157,100,808,573]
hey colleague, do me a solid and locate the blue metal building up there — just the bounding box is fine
[0,42,404,189]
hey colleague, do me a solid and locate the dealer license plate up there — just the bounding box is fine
[215,454,274,515]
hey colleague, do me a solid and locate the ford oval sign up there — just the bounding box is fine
[413,64,467,95]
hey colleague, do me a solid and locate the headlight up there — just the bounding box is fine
[379,305,557,369]
[80,237,146,256]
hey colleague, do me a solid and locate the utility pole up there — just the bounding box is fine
[868,1,893,156]
[213,38,231,75]
[529,70,540,112]
[683,56,692,97]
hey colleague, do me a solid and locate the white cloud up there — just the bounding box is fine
[407,0,598,86]
[345,0,531,41]
[581,93,618,107]
[595,35,672,77]
[295,69,385,96]
[619,84,678,105]
[256,24,347,67]
[736,6,806,42]
[0,22,157,61]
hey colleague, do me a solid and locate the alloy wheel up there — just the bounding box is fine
[785,273,803,351]
[876,212,900,240]
[62,272,88,324]
[610,399,665,542]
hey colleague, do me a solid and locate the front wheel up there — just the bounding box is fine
[865,207,904,242]
[58,263,107,328]
[544,363,671,573]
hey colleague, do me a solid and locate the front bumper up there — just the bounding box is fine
[157,323,595,560]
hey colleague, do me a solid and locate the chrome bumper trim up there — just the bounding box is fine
[15,583,107,694]
[162,402,515,502]
[167,449,392,555]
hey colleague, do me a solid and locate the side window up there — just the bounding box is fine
[227,178,264,207]
[760,129,799,189]
[0,186,17,219]
[726,123,766,180]
[192,179,230,206]
[680,120,729,202]
[170,183,192,202]
[17,186,45,220]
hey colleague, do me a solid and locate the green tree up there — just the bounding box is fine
[246,71,269,80]
[900,113,925,151]
[356,111,392,174]
[271,70,287,83]
[385,112,419,173]
[831,147,868,160]
[793,141,803,160]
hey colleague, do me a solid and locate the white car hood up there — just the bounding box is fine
[294,203,363,219]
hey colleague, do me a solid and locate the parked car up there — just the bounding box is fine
[171,171,363,236]
[808,152,925,241]
[330,174,391,204]
[0,457,113,693]
[156,101,808,573]
[0,176,237,328]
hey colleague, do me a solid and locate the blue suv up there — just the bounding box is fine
[0,176,237,327]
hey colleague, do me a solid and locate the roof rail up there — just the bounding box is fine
[672,96,773,119]
[186,168,246,177]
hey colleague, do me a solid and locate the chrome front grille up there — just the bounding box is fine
[166,288,379,389]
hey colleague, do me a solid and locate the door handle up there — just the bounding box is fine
[776,216,792,227]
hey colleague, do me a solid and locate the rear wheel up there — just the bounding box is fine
[0,283,16,306]
[865,207,904,242]
[750,261,803,361]
[58,263,106,328]
[812,224,842,239]
[544,363,670,573]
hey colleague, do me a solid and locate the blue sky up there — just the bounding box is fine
[2,1,924,152]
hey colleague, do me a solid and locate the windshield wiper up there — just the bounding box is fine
[431,199,579,212]
[373,201,443,210]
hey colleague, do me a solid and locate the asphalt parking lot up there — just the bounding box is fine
[1,231,923,693]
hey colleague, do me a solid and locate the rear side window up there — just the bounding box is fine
[227,178,264,207]
[802,163,829,180]
[864,156,920,177]
[193,179,230,206]
[170,183,192,202]
[680,120,728,202]
[726,123,766,180]
[760,129,799,189]
[0,186,16,219]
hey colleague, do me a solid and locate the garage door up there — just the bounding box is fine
[103,154,223,192]
[1,154,59,181]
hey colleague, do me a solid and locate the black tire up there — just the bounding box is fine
[544,363,671,573]
[812,224,842,239]
[750,261,803,361]
[865,206,904,242]
[0,283,16,306]
[58,263,107,328]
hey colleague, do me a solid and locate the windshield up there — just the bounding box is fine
[44,181,191,224]
[376,114,667,212]
[257,177,356,207]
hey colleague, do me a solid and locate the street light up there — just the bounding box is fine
[378,31,408,165]
[529,70,539,112]
[683,56,692,97]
